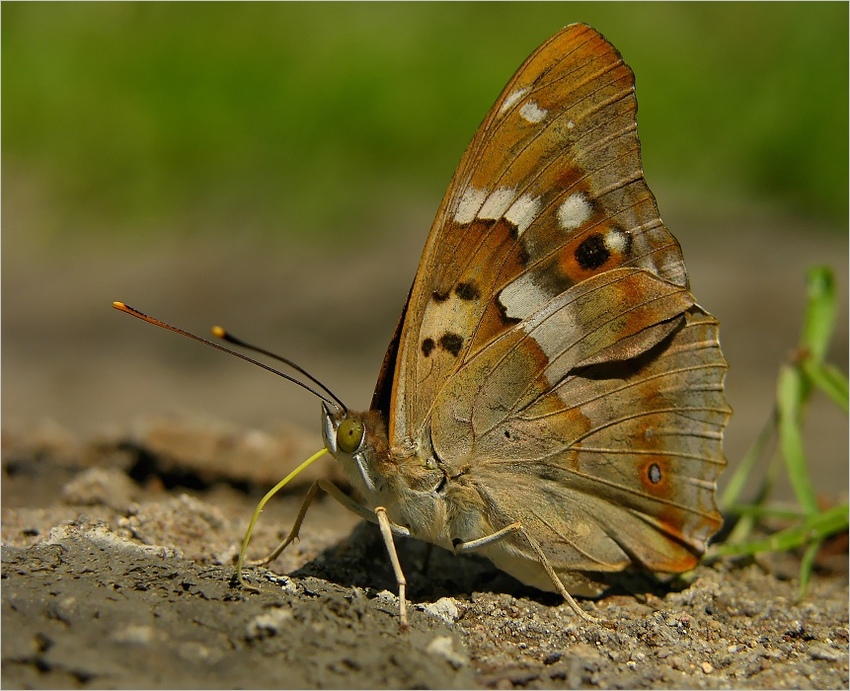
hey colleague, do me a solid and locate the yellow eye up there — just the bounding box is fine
[337,418,364,453]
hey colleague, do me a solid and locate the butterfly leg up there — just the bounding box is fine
[375,506,409,629]
[249,480,320,568]
[452,522,523,552]
[246,480,411,626]
[455,523,599,624]
[257,479,410,567]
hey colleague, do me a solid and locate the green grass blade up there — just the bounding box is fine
[796,538,822,601]
[801,266,836,363]
[720,411,776,511]
[725,504,806,521]
[777,364,819,515]
[802,359,849,413]
[710,503,848,558]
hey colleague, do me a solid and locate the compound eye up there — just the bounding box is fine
[336,418,364,453]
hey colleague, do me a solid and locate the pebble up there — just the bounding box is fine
[423,597,460,623]
[701,661,714,674]
[111,624,155,645]
[808,642,844,662]
[265,573,299,594]
[425,635,468,670]
[178,641,223,664]
[245,607,293,640]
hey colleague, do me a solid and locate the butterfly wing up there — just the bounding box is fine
[429,268,728,578]
[383,23,690,445]
[375,24,729,580]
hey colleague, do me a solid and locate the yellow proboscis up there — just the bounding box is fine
[236,446,329,588]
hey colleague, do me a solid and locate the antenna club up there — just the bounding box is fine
[113,301,128,310]
[211,326,227,339]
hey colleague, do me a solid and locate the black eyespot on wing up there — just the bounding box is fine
[432,289,450,302]
[575,232,610,270]
[455,281,480,301]
[648,463,662,485]
[421,338,435,357]
[439,332,464,357]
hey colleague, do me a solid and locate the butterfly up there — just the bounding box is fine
[116,22,730,627]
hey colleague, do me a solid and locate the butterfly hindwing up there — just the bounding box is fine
[423,268,727,590]
[437,298,727,577]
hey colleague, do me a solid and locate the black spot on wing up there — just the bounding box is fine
[575,232,610,270]
[455,281,480,301]
[439,332,464,357]
[421,338,435,357]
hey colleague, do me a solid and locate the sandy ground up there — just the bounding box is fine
[3,197,848,688]
[2,417,848,689]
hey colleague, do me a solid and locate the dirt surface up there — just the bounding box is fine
[2,417,848,689]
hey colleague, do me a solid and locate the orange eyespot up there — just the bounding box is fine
[337,418,364,453]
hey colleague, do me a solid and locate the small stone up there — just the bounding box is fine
[111,624,155,645]
[668,655,689,672]
[49,596,78,625]
[808,642,844,662]
[423,597,460,623]
[701,662,714,674]
[543,651,563,665]
[426,635,468,670]
[245,607,293,640]
[265,573,299,594]
[179,641,223,664]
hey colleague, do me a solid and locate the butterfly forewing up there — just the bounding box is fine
[389,24,691,446]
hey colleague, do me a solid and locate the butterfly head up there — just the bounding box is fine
[321,403,389,496]
[321,401,450,518]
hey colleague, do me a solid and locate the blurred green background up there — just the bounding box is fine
[4,2,848,250]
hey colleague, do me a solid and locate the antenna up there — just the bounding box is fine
[112,301,347,413]
[210,325,347,414]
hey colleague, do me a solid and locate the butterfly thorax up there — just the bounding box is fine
[322,405,500,551]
